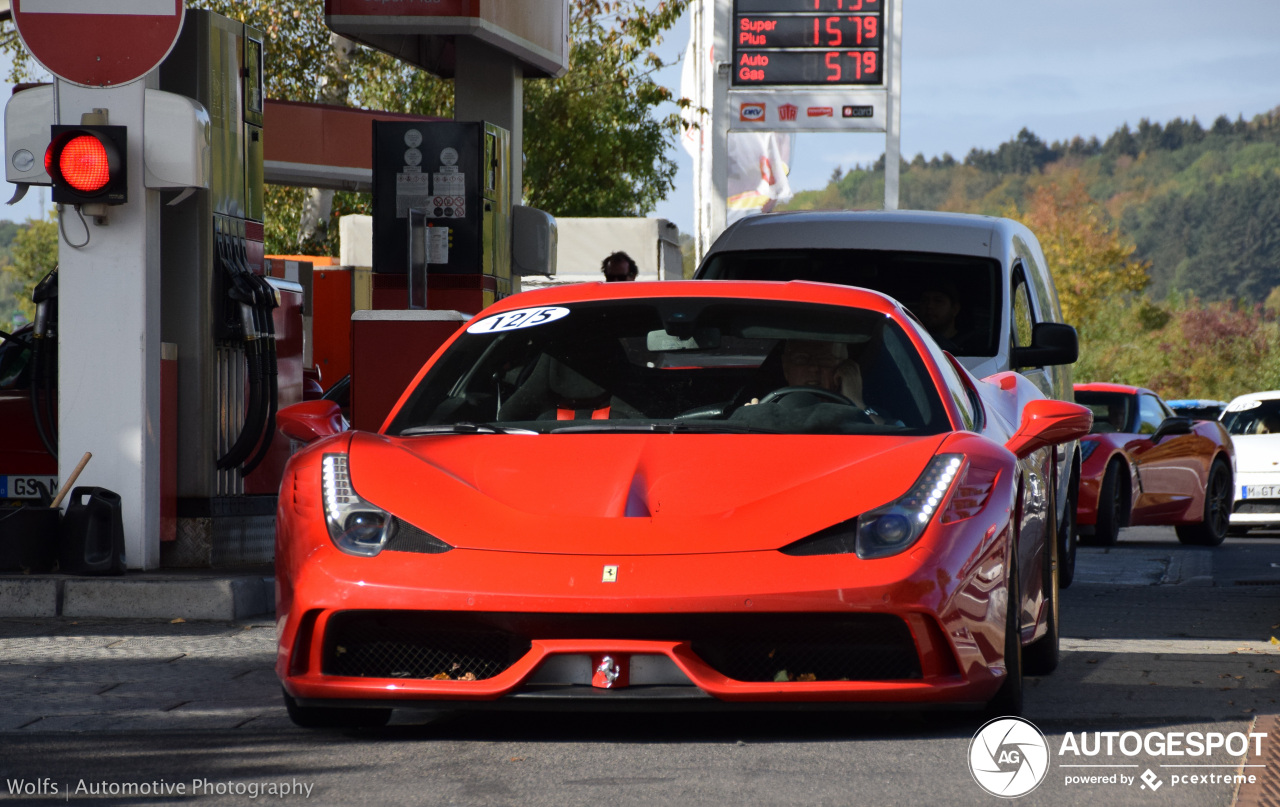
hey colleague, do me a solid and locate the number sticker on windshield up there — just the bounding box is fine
[1226,399,1262,412]
[467,306,569,334]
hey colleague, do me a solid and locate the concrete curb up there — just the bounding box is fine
[0,575,275,620]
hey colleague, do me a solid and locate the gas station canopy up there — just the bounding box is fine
[324,0,569,79]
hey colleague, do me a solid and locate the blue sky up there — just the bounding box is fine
[650,0,1280,233]
[5,0,1280,234]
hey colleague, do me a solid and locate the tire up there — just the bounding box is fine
[1024,508,1059,676]
[1084,459,1127,547]
[984,558,1024,717]
[283,689,392,729]
[1057,488,1078,589]
[1175,458,1232,547]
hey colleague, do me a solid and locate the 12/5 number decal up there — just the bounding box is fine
[466,307,570,334]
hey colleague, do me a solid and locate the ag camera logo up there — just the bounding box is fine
[969,717,1050,798]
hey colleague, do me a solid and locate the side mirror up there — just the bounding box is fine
[278,400,347,444]
[1151,416,1194,443]
[1012,322,1079,368]
[1005,399,1093,460]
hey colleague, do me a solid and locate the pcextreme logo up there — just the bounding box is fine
[969,717,1050,798]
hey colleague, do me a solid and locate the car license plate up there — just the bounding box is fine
[0,475,58,499]
[1244,485,1280,499]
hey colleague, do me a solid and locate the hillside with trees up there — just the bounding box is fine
[784,108,1280,399]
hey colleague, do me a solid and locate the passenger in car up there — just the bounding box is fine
[1255,415,1280,434]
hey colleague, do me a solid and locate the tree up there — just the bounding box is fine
[1003,172,1149,328]
[523,0,689,217]
[6,215,58,323]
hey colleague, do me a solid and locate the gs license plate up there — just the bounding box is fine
[1244,485,1280,500]
[0,476,58,499]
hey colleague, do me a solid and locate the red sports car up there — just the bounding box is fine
[1073,383,1234,546]
[274,281,1090,726]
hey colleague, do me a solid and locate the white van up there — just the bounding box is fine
[695,210,1083,585]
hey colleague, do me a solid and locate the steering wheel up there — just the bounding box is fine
[757,386,857,406]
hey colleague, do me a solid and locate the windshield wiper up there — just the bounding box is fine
[548,422,779,435]
[398,422,537,436]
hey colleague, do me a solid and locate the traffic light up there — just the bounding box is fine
[44,125,127,206]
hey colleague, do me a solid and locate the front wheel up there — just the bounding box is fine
[1084,459,1126,547]
[283,689,392,729]
[1058,492,1078,589]
[984,560,1023,717]
[1024,516,1059,676]
[1175,458,1232,547]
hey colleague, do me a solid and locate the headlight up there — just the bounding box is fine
[855,454,963,559]
[321,453,391,557]
[780,454,971,559]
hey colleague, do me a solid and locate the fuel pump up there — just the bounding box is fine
[158,10,299,566]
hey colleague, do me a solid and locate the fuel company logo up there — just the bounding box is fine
[777,103,798,122]
[806,107,834,117]
[969,717,1050,798]
[739,103,765,122]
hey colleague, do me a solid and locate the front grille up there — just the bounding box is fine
[690,615,920,681]
[1234,501,1280,514]
[321,611,920,683]
[323,612,531,680]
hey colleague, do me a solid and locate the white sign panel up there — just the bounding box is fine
[728,89,887,133]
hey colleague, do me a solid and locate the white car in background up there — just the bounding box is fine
[1221,391,1280,535]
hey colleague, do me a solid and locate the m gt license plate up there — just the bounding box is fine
[0,476,58,499]
[1244,485,1280,500]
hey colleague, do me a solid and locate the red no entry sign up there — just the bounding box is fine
[13,0,185,88]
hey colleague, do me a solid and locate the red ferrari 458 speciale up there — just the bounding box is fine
[274,281,1090,726]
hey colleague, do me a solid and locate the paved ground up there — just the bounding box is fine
[0,528,1276,805]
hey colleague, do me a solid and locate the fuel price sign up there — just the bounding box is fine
[733,0,886,87]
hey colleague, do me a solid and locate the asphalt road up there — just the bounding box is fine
[1,526,1277,807]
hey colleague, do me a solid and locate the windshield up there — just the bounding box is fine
[697,249,1001,357]
[1074,391,1134,434]
[1221,398,1280,436]
[386,298,950,436]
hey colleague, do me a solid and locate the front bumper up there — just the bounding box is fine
[1231,472,1280,527]
[276,526,1014,709]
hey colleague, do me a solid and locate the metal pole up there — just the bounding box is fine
[884,0,903,210]
[691,0,705,262]
[708,0,729,246]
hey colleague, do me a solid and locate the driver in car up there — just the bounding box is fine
[745,339,884,424]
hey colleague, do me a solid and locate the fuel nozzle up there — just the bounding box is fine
[31,267,59,339]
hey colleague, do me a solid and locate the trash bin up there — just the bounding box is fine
[0,506,60,573]
[58,487,126,575]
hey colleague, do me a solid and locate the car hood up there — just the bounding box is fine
[347,432,949,554]
[1231,434,1280,474]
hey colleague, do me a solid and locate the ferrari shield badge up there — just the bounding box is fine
[591,653,629,689]
[602,565,618,583]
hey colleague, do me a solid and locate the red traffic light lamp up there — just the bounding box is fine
[45,124,127,206]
